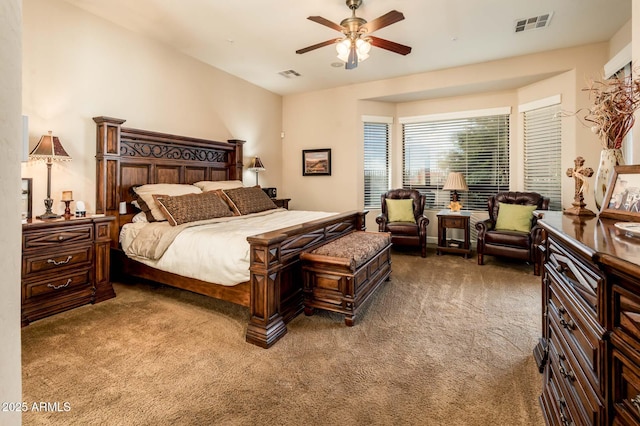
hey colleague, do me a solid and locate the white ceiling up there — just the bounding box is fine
[61,0,631,98]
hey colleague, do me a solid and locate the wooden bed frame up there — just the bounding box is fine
[94,116,366,348]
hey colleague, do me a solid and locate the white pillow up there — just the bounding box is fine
[132,184,202,222]
[193,180,244,192]
[131,211,148,223]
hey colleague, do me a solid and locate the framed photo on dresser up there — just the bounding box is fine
[600,164,640,221]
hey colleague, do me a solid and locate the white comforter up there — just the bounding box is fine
[120,209,335,286]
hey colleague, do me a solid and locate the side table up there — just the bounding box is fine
[272,198,291,209]
[436,209,472,258]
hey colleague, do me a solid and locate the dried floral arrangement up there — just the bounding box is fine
[581,68,640,149]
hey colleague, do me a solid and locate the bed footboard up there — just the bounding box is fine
[246,210,367,348]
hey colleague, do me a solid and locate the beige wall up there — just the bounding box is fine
[0,0,23,424]
[283,42,613,232]
[22,0,283,216]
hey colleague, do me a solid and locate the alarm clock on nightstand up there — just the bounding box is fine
[262,187,277,198]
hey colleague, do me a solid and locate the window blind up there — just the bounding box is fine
[402,114,510,211]
[364,122,390,209]
[523,104,561,210]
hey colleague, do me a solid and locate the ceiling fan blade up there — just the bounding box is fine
[369,36,412,55]
[360,10,405,33]
[346,43,358,69]
[296,39,340,55]
[307,16,344,32]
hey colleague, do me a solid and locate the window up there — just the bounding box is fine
[401,109,510,211]
[363,119,390,209]
[523,103,562,210]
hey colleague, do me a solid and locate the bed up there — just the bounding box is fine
[94,116,366,348]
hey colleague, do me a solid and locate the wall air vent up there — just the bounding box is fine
[278,69,302,78]
[514,12,553,33]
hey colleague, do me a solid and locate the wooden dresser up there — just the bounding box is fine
[21,216,115,326]
[536,211,640,425]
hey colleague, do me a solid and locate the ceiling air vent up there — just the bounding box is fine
[514,12,553,33]
[278,69,302,79]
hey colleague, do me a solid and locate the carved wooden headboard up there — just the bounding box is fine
[94,116,245,246]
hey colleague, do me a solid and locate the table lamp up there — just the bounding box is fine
[248,156,265,186]
[442,172,468,212]
[29,131,72,219]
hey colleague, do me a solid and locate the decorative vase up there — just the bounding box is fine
[594,148,624,210]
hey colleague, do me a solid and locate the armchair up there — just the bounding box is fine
[376,189,429,257]
[476,191,549,275]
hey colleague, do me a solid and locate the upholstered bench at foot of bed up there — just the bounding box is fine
[300,231,392,326]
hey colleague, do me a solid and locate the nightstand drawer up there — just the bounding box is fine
[23,245,92,277]
[23,268,92,301]
[441,216,465,228]
[23,224,93,250]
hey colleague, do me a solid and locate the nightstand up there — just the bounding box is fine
[436,210,472,258]
[273,198,291,209]
[21,215,115,326]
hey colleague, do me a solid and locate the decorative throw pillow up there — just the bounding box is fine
[154,191,233,226]
[193,180,244,192]
[220,186,277,215]
[386,199,416,223]
[494,203,538,232]
[132,184,202,222]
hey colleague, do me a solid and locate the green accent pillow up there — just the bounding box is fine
[386,199,416,223]
[494,203,537,232]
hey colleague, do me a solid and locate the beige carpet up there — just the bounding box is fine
[22,249,545,426]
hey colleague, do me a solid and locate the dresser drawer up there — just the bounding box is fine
[541,352,580,426]
[548,317,604,425]
[547,238,603,319]
[22,245,93,277]
[612,283,640,352]
[23,224,93,250]
[611,336,640,426]
[23,268,93,301]
[547,269,605,394]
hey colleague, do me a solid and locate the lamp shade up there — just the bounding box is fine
[248,156,265,172]
[29,131,71,161]
[442,172,468,191]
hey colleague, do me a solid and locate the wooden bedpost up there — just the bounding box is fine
[227,139,244,181]
[94,116,126,247]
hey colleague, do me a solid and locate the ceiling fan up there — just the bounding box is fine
[296,0,412,70]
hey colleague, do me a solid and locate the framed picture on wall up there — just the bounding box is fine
[302,149,331,176]
[600,164,640,221]
[21,178,32,221]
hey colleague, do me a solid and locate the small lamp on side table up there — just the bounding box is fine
[248,156,265,186]
[442,172,468,212]
[29,131,72,219]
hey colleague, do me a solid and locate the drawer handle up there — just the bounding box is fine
[557,398,574,426]
[57,235,65,241]
[631,395,640,416]
[559,365,575,382]
[47,255,73,266]
[47,279,72,290]
[560,317,576,330]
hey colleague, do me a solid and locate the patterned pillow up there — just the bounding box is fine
[154,191,233,226]
[220,186,277,215]
[132,184,202,222]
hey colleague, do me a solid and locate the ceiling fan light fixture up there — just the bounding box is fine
[336,37,371,63]
[336,38,351,57]
[298,1,411,68]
